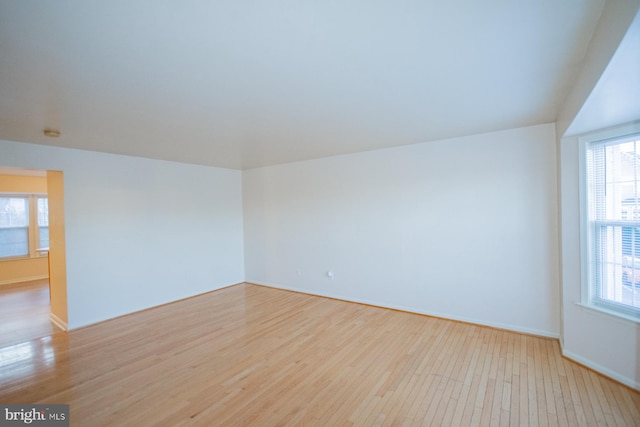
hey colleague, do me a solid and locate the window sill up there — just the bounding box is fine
[575,302,640,325]
[0,254,48,263]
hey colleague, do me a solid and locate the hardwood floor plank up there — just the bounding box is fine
[1,283,639,426]
[545,341,561,426]
[0,280,59,348]
[450,331,481,425]
[583,367,607,426]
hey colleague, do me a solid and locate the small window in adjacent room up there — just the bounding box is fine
[0,196,29,258]
[585,131,640,319]
[0,195,49,259]
[37,197,49,249]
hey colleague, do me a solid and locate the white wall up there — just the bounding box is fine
[559,134,640,389]
[0,139,245,329]
[244,124,560,336]
[556,0,640,390]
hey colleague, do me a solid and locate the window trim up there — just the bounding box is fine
[0,192,48,262]
[579,121,640,323]
[35,196,49,252]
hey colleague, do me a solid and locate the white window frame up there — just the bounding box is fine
[0,193,49,261]
[579,121,640,323]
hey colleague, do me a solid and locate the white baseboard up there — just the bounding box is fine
[49,313,68,331]
[246,280,560,339]
[561,348,640,391]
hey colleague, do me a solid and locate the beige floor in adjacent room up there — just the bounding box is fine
[1,282,639,426]
[0,279,59,348]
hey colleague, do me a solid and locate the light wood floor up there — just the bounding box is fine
[1,283,638,426]
[0,279,59,348]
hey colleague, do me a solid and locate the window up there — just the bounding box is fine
[0,195,49,260]
[585,132,640,319]
[0,197,29,257]
[37,197,49,249]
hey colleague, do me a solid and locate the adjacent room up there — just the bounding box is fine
[1,0,639,425]
[0,169,56,346]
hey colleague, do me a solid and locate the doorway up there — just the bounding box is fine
[0,168,67,347]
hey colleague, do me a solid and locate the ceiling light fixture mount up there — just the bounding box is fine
[43,129,61,138]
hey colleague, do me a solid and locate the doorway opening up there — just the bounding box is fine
[0,168,67,347]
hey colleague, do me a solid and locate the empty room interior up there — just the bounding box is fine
[1,1,640,425]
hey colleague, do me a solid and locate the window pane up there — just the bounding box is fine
[37,198,49,249]
[39,226,49,249]
[603,141,640,221]
[596,225,640,310]
[0,197,29,258]
[0,197,29,227]
[37,198,48,227]
[0,227,28,257]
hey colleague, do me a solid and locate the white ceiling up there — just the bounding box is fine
[0,1,606,170]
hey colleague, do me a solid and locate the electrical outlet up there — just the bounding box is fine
[327,271,334,279]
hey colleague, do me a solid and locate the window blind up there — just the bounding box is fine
[586,134,640,318]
